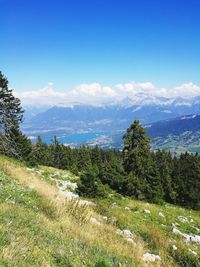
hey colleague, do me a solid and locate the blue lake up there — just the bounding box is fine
[33,132,103,145]
[58,132,100,144]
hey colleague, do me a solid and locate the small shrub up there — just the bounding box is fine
[77,168,108,198]
[172,249,200,267]
[53,253,73,267]
[94,259,111,267]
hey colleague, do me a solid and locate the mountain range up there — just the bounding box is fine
[22,95,200,151]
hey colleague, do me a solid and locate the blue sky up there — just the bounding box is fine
[1,0,200,92]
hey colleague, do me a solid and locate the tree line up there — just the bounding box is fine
[0,71,200,210]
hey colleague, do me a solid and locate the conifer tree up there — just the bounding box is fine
[123,120,150,174]
[154,150,175,202]
[123,120,163,203]
[0,71,31,158]
[173,153,200,209]
[77,166,107,198]
[49,136,66,168]
[28,136,50,166]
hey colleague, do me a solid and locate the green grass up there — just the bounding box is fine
[0,157,140,267]
[0,156,200,266]
[94,194,200,266]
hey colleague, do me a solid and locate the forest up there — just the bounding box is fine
[0,71,200,210]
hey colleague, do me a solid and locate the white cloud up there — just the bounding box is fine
[116,82,155,92]
[14,83,66,106]
[14,81,200,106]
[76,83,114,97]
[173,82,200,98]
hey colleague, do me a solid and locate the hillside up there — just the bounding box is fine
[146,115,200,154]
[0,156,200,266]
[147,115,200,137]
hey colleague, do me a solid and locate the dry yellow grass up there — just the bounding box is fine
[0,158,64,205]
[0,157,146,266]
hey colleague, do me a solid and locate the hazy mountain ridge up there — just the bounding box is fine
[23,96,200,128]
[146,114,200,137]
[22,96,200,150]
[145,114,200,154]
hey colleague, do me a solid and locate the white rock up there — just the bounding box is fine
[60,180,78,191]
[188,249,197,256]
[60,190,79,199]
[51,173,59,178]
[111,202,118,208]
[172,227,200,244]
[172,245,177,251]
[142,253,161,262]
[79,200,94,206]
[178,216,188,223]
[116,229,123,235]
[183,233,200,244]
[127,238,136,246]
[102,216,108,221]
[173,228,182,235]
[116,229,133,239]
[122,229,133,239]
[26,167,34,172]
[144,209,151,214]
[90,217,101,226]
[172,222,180,227]
[159,212,165,218]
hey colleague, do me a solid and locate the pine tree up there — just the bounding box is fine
[49,136,66,168]
[123,120,150,174]
[8,127,32,159]
[173,153,200,209]
[28,136,50,166]
[154,150,175,202]
[77,145,92,171]
[123,120,163,203]
[0,71,31,158]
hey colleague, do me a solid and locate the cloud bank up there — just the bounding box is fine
[14,81,200,106]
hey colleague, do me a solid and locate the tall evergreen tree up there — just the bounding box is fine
[0,71,31,158]
[123,120,150,174]
[123,120,163,203]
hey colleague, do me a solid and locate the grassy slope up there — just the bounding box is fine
[0,156,199,267]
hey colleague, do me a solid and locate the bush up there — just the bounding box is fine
[77,168,108,198]
[94,259,111,267]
